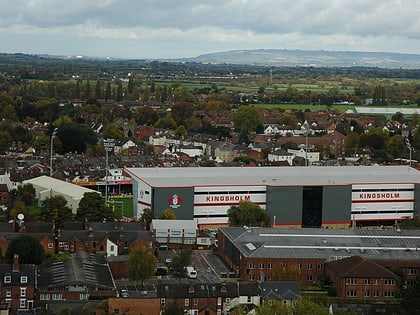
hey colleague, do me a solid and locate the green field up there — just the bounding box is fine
[108,196,134,219]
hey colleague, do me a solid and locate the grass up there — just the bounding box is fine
[108,196,134,219]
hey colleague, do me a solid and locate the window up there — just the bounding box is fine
[21,276,28,284]
[346,290,357,297]
[384,279,395,285]
[297,263,302,270]
[80,294,89,300]
[110,245,115,251]
[4,275,11,283]
[225,298,231,305]
[185,299,190,307]
[114,308,120,314]
[20,287,26,297]
[6,290,11,297]
[346,278,357,285]
[373,290,380,297]
[259,263,265,269]
[217,297,222,306]
[317,264,323,270]
[384,291,395,297]
[161,298,166,306]
[408,268,418,275]
[307,263,313,270]
[194,298,198,306]
[48,242,54,249]
[364,290,370,297]
[247,296,252,303]
[52,294,62,300]
[249,263,255,269]
[307,275,313,281]
[19,299,26,309]
[268,263,273,269]
[58,242,64,247]
[364,278,370,285]
[249,274,254,280]
[40,294,50,301]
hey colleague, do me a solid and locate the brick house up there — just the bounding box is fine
[325,256,397,299]
[0,255,36,313]
[157,281,260,315]
[108,297,161,315]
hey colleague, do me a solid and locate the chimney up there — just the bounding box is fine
[13,254,19,272]
[221,282,227,293]
[189,281,195,293]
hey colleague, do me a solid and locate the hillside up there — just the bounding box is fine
[186,49,420,69]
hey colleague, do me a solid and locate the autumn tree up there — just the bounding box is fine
[141,208,154,230]
[128,244,157,285]
[170,247,192,279]
[271,264,301,281]
[39,195,74,228]
[160,208,176,220]
[16,183,36,206]
[76,192,115,222]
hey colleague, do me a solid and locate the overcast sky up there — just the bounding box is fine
[1,0,419,59]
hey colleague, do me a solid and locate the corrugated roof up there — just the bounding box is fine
[125,166,420,187]
[220,227,420,260]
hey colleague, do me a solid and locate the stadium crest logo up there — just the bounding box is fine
[168,194,182,208]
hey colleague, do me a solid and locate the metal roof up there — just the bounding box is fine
[124,165,420,187]
[220,227,420,261]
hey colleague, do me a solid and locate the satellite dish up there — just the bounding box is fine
[17,213,24,220]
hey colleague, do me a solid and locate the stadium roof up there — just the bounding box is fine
[353,107,420,116]
[220,226,420,261]
[124,166,420,187]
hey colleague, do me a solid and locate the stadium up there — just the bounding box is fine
[124,166,420,228]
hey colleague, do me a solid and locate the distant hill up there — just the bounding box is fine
[184,49,420,69]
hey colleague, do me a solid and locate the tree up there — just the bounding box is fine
[271,264,301,281]
[170,247,192,279]
[233,105,263,133]
[256,298,332,315]
[6,234,44,265]
[227,201,270,227]
[76,192,115,222]
[160,208,176,220]
[105,82,112,102]
[161,301,185,315]
[128,244,157,285]
[39,195,74,228]
[171,101,194,126]
[56,122,97,154]
[16,183,36,206]
[141,208,154,230]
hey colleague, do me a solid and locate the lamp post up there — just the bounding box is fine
[405,138,412,167]
[49,128,58,177]
[302,121,309,166]
[104,138,115,205]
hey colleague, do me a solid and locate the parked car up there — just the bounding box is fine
[120,289,129,298]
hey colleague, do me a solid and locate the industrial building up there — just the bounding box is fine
[124,166,420,228]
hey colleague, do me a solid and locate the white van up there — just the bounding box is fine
[186,266,197,279]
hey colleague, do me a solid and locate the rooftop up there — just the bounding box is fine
[124,165,420,187]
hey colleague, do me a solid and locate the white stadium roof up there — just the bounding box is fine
[125,166,420,187]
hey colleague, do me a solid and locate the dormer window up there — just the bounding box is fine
[21,276,28,284]
[4,275,11,283]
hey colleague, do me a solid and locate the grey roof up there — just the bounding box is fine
[260,281,300,300]
[38,252,115,290]
[220,226,420,261]
[124,165,420,187]
[157,281,259,299]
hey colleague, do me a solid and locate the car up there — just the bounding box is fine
[120,289,129,298]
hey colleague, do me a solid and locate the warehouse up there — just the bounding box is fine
[124,166,420,228]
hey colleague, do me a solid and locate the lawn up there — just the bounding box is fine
[108,196,134,219]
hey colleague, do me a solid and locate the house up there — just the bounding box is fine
[113,139,137,155]
[267,149,294,165]
[287,148,320,166]
[151,219,198,246]
[259,281,300,306]
[157,281,260,315]
[108,297,161,315]
[37,252,116,302]
[325,256,397,299]
[0,254,36,313]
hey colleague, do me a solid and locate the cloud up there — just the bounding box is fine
[0,0,419,58]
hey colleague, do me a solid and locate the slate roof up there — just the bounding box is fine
[157,281,259,299]
[220,226,420,261]
[0,262,36,286]
[38,252,115,290]
[260,281,300,300]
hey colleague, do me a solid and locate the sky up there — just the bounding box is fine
[0,0,419,59]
